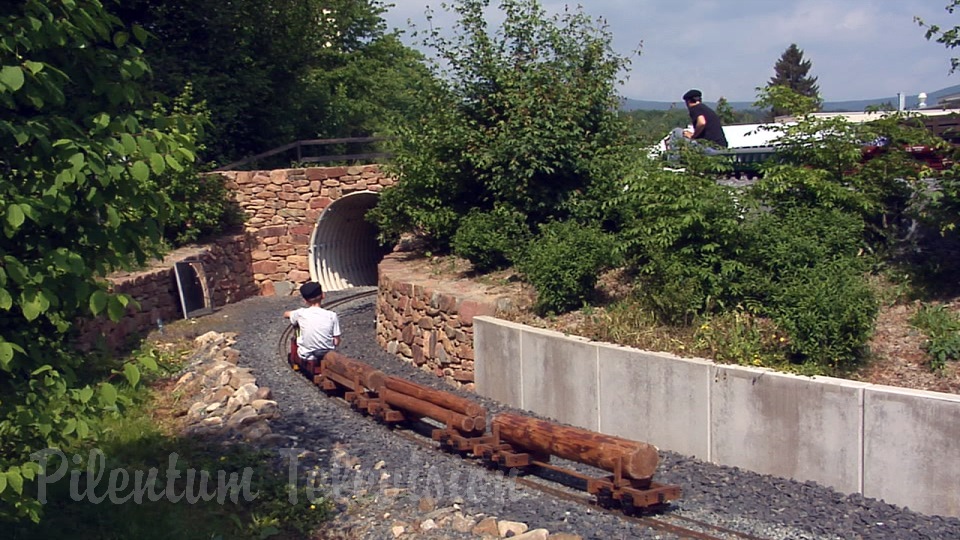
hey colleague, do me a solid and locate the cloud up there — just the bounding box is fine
[381,0,960,102]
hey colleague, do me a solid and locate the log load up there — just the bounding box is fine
[382,376,486,430]
[322,351,387,391]
[492,412,660,481]
[380,387,477,433]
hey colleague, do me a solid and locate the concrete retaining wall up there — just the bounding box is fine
[474,316,960,519]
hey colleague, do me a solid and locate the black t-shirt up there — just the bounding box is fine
[687,103,728,147]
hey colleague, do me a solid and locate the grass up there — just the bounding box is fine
[9,342,334,540]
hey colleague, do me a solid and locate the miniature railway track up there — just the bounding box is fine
[276,288,769,538]
[387,427,769,540]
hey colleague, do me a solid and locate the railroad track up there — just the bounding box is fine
[309,371,767,540]
[278,287,772,539]
[387,427,770,540]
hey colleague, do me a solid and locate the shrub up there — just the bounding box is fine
[608,165,746,324]
[736,207,875,371]
[518,221,616,314]
[767,259,877,371]
[163,172,245,246]
[452,206,530,273]
[739,205,868,297]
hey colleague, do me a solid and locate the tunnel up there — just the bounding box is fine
[308,191,391,291]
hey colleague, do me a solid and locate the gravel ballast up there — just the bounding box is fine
[177,289,960,540]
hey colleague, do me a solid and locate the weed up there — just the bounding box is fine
[910,303,960,370]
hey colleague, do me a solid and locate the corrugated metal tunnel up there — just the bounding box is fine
[309,191,390,291]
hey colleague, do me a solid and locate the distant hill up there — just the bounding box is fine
[621,84,960,112]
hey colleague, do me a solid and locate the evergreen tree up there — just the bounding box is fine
[767,44,822,117]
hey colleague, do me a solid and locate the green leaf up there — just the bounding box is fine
[0,341,14,369]
[22,60,43,75]
[0,66,24,92]
[120,133,137,155]
[99,383,118,406]
[6,470,23,495]
[89,290,107,315]
[30,365,52,376]
[149,152,166,174]
[6,204,24,230]
[132,25,148,44]
[20,291,45,321]
[123,363,140,387]
[0,288,11,310]
[78,386,93,404]
[165,154,184,172]
[107,295,126,321]
[0,473,6,494]
[131,160,149,181]
[138,353,158,371]
[113,31,129,48]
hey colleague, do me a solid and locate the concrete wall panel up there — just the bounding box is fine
[520,326,599,430]
[474,317,523,408]
[710,367,865,493]
[598,345,711,459]
[863,387,960,517]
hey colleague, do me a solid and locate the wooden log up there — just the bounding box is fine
[382,376,486,418]
[492,412,659,481]
[323,351,387,391]
[380,388,476,433]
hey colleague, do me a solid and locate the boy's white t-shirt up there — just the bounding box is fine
[289,306,341,358]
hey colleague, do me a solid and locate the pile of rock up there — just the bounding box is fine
[172,331,283,443]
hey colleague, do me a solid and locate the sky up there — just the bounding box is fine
[381,0,960,104]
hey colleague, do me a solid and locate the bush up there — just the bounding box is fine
[737,207,875,371]
[452,206,530,273]
[767,259,877,371]
[518,221,616,314]
[163,172,245,246]
[609,166,746,324]
[740,206,868,297]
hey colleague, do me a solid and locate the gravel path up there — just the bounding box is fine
[178,290,960,540]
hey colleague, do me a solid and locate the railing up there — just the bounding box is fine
[215,137,392,171]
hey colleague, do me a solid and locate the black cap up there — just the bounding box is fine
[683,89,702,102]
[300,282,323,300]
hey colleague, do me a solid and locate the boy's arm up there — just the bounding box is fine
[333,335,342,348]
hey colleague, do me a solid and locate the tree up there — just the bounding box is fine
[368,0,636,251]
[715,97,737,125]
[113,0,435,165]
[0,0,199,521]
[766,44,821,118]
[916,1,960,72]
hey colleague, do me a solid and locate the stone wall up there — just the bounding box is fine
[375,253,520,389]
[78,234,259,352]
[215,165,394,295]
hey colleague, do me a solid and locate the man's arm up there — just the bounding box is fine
[691,114,707,138]
[682,114,707,139]
[333,335,342,348]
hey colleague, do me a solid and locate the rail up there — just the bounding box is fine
[215,137,393,172]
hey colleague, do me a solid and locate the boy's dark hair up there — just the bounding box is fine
[300,282,323,301]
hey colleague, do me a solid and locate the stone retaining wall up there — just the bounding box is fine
[215,165,394,295]
[77,234,259,352]
[375,253,520,389]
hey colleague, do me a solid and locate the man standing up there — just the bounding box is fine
[681,89,728,148]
